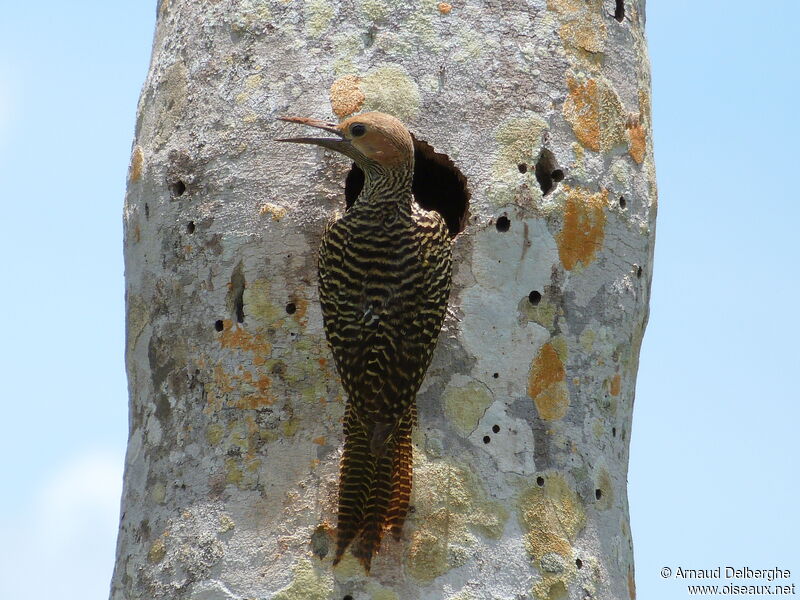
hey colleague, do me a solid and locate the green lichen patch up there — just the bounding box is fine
[517,473,586,560]
[360,65,420,122]
[305,0,334,37]
[488,116,548,206]
[243,278,282,327]
[595,468,613,510]
[519,295,558,331]
[443,379,493,435]
[273,559,333,600]
[407,459,509,582]
[366,580,400,600]
[148,536,167,563]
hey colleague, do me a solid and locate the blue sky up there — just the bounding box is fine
[0,2,796,599]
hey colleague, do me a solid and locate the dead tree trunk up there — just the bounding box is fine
[112,1,655,598]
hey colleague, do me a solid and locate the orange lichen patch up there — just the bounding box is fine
[234,392,273,409]
[547,0,585,15]
[312,436,326,445]
[638,87,652,127]
[437,2,452,14]
[290,297,309,325]
[129,146,144,182]
[517,473,586,559]
[548,0,606,59]
[207,324,276,411]
[557,186,607,271]
[563,76,626,153]
[628,565,637,600]
[559,18,606,54]
[219,323,272,356]
[627,122,646,164]
[330,75,365,118]
[609,373,621,396]
[528,343,569,421]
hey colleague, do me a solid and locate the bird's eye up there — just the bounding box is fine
[350,123,366,137]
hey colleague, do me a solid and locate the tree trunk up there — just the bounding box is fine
[112,1,655,598]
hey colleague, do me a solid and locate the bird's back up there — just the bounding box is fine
[318,200,451,424]
[318,198,452,568]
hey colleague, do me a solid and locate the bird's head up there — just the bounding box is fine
[278,112,414,175]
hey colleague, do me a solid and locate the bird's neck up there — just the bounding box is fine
[357,165,413,209]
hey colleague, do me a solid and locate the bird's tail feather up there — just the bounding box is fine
[351,447,394,570]
[333,407,415,571]
[332,416,372,566]
[387,410,414,540]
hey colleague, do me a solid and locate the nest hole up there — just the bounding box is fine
[536,476,545,487]
[495,215,511,232]
[528,290,542,305]
[615,0,625,22]
[492,424,500,433]
[285,302,297,315]
[227,263,246,324]
[170,180,186,198]
[482,436,491,444]
[186,221,195,234]
[535,148,563,196]
[344,135,470,237]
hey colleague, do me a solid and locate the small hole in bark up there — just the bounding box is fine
[536,476,545,486]
[535,148,563,196]
[619,196,626,209]
[492,372,499,379]
[483,436,490,444]
[285,302,297,315]
[214,320,224,332]
[144,203,150,219]
[612,427,617,437]
[228,263,246,324]
[186,221,195,234]
[595,489,603,500]
[518,163,528,173]
[636,265,643,278]
[576,558,583,569]
[170,180,186,198]
[345,136,470,237]
[528,290,542,305]
[492,424,500,433]
[615,0,625,22]
[495,215,511,232]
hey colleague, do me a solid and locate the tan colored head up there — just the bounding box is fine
[278,111,414,172]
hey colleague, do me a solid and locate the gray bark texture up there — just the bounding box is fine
[112,0,655,598]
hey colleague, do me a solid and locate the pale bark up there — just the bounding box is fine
[112,1,655,598]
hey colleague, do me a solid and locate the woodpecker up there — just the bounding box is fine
[279,112,453,571]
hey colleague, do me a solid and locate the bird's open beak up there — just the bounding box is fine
[276,116,352,155]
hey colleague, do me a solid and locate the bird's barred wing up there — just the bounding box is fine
[319,212,451,428]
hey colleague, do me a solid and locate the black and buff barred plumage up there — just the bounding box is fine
[279,112,452,571]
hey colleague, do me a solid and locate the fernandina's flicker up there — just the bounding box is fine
[279,112,453,571]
